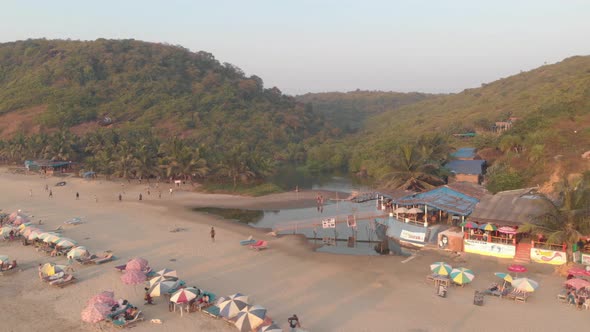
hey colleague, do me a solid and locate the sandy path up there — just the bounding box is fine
[0,170,586,332]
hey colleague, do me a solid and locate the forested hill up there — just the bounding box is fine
[0,39,330,188]
[342,55,590,190]
[296,91,435,134]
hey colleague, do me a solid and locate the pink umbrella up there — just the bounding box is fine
[498,226,517,234]
[126,257,149,271]
[87,291,117,306]
[508,264,527,273]
[8,212,19,221]
[567,267,590,277]
[121,270,146,285]
[81,302,111,323]
[565,278,590,290]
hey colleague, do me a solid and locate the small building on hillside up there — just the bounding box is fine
[445,160,486,184]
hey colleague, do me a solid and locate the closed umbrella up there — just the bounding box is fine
[218,293,250,319]
[430,262,453,276]
[121,270,146,285]
[407,207,423,214]
[67,246,90,260]
[170,288,197,304]
[512,277,539,292]
[450,268,475,285]
[234,305,266,332]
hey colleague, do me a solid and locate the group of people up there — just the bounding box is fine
[111,299,140,321]
[0,259,17,271]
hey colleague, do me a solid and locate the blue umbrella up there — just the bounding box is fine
[234,305,266,332]
[218,293,250,319]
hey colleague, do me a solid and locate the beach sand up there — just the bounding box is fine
[0,169,586,332]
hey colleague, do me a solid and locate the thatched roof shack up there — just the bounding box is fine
[468,188,553,226]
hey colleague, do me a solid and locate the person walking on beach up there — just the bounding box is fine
[45,184,48,191]
[139,193,143,201]
[49,189,53,198]
[169,188,173,195]
[76,192,79,200]
[29,189,33,198]
[288,314,301,331]
[118,193,122,202]
[210,227,216,243]
[38,263,43,280]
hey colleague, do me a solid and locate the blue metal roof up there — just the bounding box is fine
[445,160,485,175]
[451,148,477,159]
[393,186,480,216]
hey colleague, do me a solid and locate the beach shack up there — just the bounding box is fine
[467,188,559,263]
[377,186,480,248]
[451,148,478,160]
[445,160,486,184]
[25,160,74,175]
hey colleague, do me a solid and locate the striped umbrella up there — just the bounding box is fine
[67,246,90,259]
[218,293,250,319]
[430,262,453,276]
[460,221,478,229]
[28,230,43,241]
[259,324,282,332]
[450,268,475,285]
[0,226,15,237]
[479,223,497,231]
[170,288,197,304]
[22,227,40,237]
[565,278,590,290]
[149,280,180,297]
[494,272,513,283]
[512,277,539,292]
[184,287,201,297]
[155,268,178,279]
[234,305,266,332]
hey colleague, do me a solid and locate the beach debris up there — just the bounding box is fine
[150,319,163,324]
[64,217,83,225]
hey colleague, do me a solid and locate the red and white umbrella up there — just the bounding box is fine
[121,270,146,285]
[170,288,197,304]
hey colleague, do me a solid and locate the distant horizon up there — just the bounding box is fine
[1,1,589,95]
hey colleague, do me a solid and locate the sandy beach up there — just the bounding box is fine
[0,169,586,332]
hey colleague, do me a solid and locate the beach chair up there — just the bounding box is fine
[50,274,76,288]
[240,236,256,246]
[112,311,144,328]
[92,253,114,264]
[250,240,268,250]
[515,291,529,303]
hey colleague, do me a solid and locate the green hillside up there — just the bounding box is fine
[344,56,590,190]
[0,39,330,188]
[296,90,435,134]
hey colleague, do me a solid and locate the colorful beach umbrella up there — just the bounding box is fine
[121,270,146,285]
[565,278,590,290]
[149,280,180,297]
[407,207,423,214]
[430,262,453,276]
[28,230,42,241]
[184,287,202,297]
[155,268,178,279]
[507,264,528,273]
[87,291,117,306]
[22,227,40,237]
[450,268,475,285]
[512,277,539,292]
[234,305,266,332]
[0,226,15,237]
[126,257,149,272]
[218,293,250,319]
[67,246,90,259]
[18,222,32,231]
[170,288,197,304]
[460,221,478,229]
[494,272,513,283]
[479,223,497,231]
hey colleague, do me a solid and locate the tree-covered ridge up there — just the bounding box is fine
[296,90,435,134]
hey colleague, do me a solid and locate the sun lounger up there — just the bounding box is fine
[112,311,144,328]
[201,305,221,318]
[250,240,268,250]
[514,291,529,303]
[92,253,114,264]
[240,236,256,246]
[50,274,76,288]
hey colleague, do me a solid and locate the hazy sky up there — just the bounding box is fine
[1,0,589,95]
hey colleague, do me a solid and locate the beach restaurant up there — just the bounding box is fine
[377,186,480,247]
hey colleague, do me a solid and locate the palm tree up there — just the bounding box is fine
[111,142,135,178]
[380,144,445,192]
[518,173,590,260]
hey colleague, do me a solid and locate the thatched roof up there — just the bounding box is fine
[469,188,553,226]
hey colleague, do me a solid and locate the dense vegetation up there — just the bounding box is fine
[311,56,590,192]
[0,39,333,187]
[296,90,434,134]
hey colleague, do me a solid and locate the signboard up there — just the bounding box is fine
[322,218,336,229]
[530,248,567,265]
[400,229,426,243]
[463,240,516,259]
[581,253,590,266]
[347,215,356,228]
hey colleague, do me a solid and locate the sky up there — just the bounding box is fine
[1,0,589,95]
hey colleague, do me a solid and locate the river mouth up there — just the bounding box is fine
[191,207,264,224]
